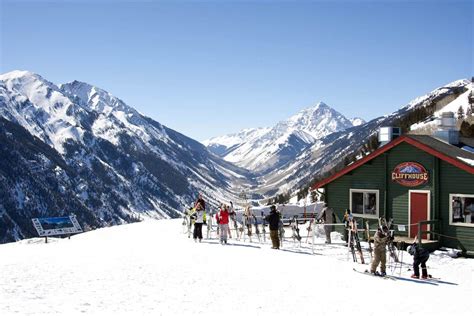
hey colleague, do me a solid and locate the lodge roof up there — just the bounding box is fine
[310,134,474,190]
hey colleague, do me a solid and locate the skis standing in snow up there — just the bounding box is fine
[261,211,267,243]
[244,206,253,242]
[370,225,390,276]
[185,207,195,238]
[342,209,351,245]
[252,214,261,243]
[264,205,280,249]
[291,216,302,245]
[380,218,399,263]
[225,204,232,238]
[229,202,239,240]
[350,217,365,264]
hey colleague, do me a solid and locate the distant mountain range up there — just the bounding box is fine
[203,101,364,173]
[204,80,471,197]
[0,70,471,243]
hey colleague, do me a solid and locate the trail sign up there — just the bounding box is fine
[32,215,83,237]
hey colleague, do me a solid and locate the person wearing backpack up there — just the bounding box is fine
[407,239,430,279]
[370,225,389,276]
[264,205,280,249]
[317,203,335,244]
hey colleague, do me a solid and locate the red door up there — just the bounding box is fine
[410,192,429,239]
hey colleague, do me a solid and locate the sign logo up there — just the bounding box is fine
[391,162,429,187]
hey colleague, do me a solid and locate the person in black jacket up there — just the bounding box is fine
[407,240,430,279]
[264,205,280,249]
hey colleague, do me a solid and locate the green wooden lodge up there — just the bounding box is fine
[311,133,474,254]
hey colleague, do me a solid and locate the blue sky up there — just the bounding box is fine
[1,0,472,141]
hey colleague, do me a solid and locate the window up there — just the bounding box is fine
[350,189,379,218]
[449,194,474,227]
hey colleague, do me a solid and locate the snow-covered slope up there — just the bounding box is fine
[0,70,252,243]
[205,102,354,173]
[0,219,472,315]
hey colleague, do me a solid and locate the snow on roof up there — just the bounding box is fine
[458,156,474,166]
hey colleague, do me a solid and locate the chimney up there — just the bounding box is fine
[433,111,459,145]
[378,126,401,146]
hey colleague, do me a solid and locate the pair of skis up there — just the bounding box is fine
[290,216,302,245]
[349,218,365,264]
[379,218,399,263]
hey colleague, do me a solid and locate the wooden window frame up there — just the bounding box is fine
[349,189,379,219]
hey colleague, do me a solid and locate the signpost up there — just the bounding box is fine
[32,215,83,243]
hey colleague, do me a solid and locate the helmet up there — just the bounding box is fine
[407,245,412,254]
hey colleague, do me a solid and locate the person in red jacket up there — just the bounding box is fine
[217,204,230,244]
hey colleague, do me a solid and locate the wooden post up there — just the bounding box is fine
[417,222,422,247]
[45,236,48,244]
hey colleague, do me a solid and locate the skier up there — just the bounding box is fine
[193,203,206,242]
[264,205,280,249]
[370,225,389,276]
[407,240,430,279]
[217,204,230,244]
[195,193,206,211]
[317,203,334,244]
[244,205,253,239]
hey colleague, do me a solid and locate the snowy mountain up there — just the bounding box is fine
[204,102,354,173]
[255,79,472,196]
[1,70,470,243]
[1,218,472,315]
[0,70,252,243]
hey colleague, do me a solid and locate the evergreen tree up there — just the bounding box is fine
[460,121,474,137]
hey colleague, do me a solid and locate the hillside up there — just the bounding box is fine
[0,71,253,243]
[0,219,472,315]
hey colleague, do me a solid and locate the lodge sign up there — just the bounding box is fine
[391,162,429,187]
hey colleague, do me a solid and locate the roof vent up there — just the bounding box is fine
[378,127,401,146]
[434,112,459,145]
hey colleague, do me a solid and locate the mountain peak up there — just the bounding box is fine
[60,80,127,113]
[315,101,329,109]
[0,70,38,81]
